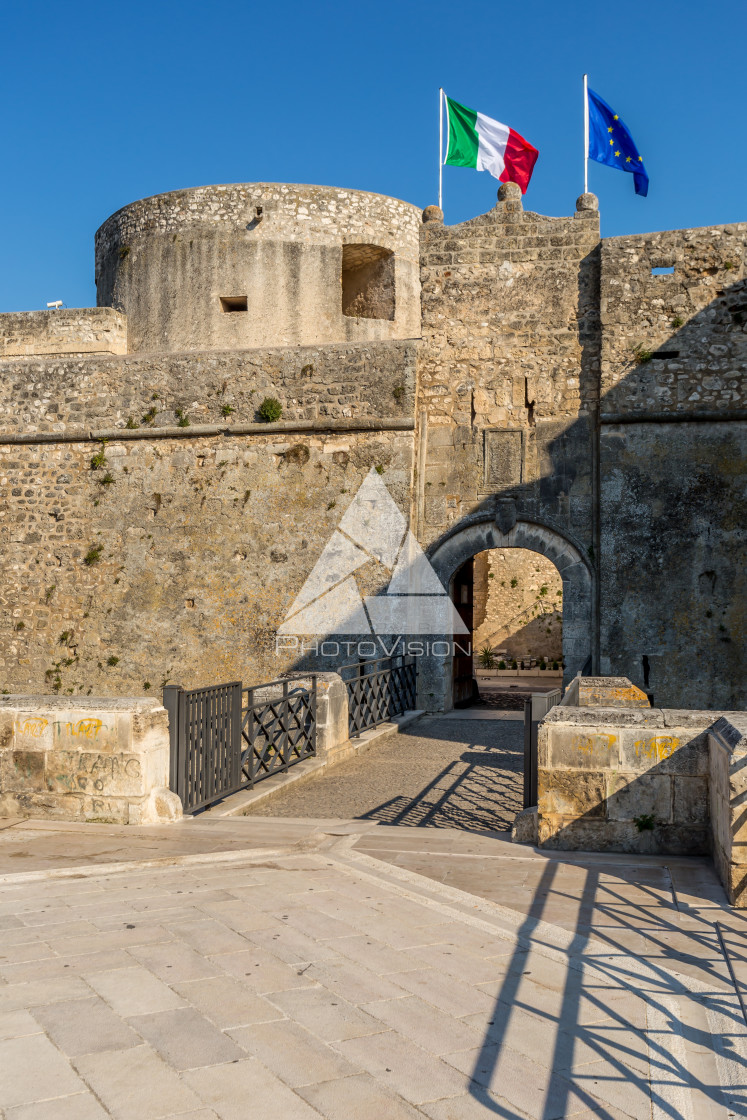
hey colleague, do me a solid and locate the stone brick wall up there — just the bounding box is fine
[0,427,414,695]
[416,186,600,550]
[0,696,180,823]
[597,223,747,708]
[0,309,126,358]
[0,340,416,434]
[472,548,562,662]
[600,224,747,415]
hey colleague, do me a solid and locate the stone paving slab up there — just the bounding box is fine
[0,834,744,1119]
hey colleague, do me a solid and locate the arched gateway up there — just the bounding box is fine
[417,518,593,712]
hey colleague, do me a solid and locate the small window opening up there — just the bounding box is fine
[341,244,395,321]
[651,265,675,276]
[220,296,248,313]
[653,350,680,359]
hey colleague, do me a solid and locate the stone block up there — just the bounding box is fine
[548,728,619,770]
[511,805,537,844]
[52,713,121,753]
[538,768,606,818]
[672,776,709,824]
[2,750,45,792]
[44,751,145,797]
[605,771,672,824]
[9,712,53,752]
[618,728,688,771]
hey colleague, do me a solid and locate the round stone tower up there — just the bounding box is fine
[95,183,422,354]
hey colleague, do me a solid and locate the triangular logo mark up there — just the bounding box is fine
[338,469,407,567]
[277,577,372,635]
[279,469,468,636]
[284,531,369,617]
[388,531,447,595]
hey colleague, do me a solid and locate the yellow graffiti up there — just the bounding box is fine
[633,736,681,763]
[15,717,48,737]
[571,733,617,755]
[58,718,104,739]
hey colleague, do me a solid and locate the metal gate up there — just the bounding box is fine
[341,656,416,738]
[165,676,317,813]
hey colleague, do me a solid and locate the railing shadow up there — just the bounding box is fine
[464,856,747,1116]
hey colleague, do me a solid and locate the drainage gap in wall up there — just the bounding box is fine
[220,296,248,313]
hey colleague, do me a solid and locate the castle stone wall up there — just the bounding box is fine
[0,425,413,696]
[598,224,747,708]
[95,184,421,354]
[0,341,416,434]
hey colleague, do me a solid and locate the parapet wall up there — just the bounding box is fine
[95,183,422,353]
[0,696,180,823]
[538,702,747,906]
[0,340,416,435]
[0,308,126,359]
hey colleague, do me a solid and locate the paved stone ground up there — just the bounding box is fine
[245,716,525,832]
[0,829,745,1119]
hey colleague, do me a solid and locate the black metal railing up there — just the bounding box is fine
[165,675,316,813]
[340,655,416,738]
[242,677,317,787]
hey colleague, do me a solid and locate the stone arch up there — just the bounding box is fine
[418,518,593,711]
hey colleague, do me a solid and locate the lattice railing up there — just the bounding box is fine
[341,656,416,738]
[242,678,317,787]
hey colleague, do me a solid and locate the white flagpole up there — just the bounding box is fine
[583,73,589,194]
[439,88,444,211]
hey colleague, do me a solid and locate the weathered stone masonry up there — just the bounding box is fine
[0,181,745,710]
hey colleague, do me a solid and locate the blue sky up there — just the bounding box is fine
[2,0,744,313]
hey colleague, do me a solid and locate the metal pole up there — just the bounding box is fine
[439,87,444,212]
[583,73,589,195]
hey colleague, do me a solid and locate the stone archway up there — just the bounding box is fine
[418,518,593,711]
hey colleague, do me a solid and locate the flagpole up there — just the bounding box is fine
[583,73,589,195]
[439,88,444,212]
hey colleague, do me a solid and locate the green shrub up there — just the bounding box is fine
[478,644,496,669]
[552,660,559,670]
[258,397,283,422]
[498,660,507,670]
[83,545,103,566]
[511,660,518,670]
[539,660,547,670]
[634,813,655,832]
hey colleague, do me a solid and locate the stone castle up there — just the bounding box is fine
[1,181,745,711]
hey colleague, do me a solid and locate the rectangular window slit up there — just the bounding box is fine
[653,351,680,359]
[220,296,248,313]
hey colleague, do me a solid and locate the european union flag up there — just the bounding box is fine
[587,87,649,197]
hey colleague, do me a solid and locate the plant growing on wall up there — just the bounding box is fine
[258,397,283,422]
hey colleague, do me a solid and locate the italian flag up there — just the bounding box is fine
[444,95,539,194]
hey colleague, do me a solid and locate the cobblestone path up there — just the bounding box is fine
[245,716,523,831]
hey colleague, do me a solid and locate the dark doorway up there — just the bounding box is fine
[451,558,478,707]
